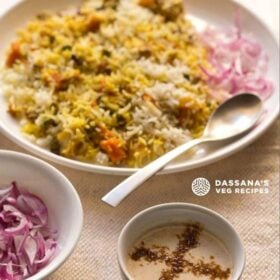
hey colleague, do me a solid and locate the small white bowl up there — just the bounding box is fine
[118,203,245,280]
[0,150,83,280]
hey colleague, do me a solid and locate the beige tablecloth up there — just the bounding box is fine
[0,0,279,279]
[0,118,279,280]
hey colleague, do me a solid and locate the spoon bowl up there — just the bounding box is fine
[204,93,262,140]
[102,93,263,207]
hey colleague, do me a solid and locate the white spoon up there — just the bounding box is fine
[102,93,263,207]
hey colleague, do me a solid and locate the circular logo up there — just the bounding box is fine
[192,178,211,196]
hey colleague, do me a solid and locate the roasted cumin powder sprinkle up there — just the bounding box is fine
[130,223,231,280]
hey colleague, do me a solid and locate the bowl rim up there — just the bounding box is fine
[117,202,246,280]
[0,0,279,175]
[0,149,84,280]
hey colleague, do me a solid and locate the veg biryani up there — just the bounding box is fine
[0,0,218,167]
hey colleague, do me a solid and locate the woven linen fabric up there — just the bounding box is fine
[0,119,279,280]
[0,1,278,278]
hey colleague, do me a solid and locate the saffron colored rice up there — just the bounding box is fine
[0,0,218,167]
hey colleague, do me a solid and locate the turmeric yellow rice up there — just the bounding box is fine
[0,0,218,167]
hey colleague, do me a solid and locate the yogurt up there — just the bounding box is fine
[126,224,232,280]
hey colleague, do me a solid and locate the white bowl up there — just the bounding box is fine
[118,203,245,280]
[0,0,279,175]
[0,150,83,280]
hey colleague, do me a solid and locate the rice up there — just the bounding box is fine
[0,0,218,167]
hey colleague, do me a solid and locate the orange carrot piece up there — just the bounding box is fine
[6,42,22,67]
[100,138,126,163]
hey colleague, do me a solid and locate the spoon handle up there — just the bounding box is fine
[102,138,203,207]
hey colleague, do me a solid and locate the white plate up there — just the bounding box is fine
[0,0,279,175]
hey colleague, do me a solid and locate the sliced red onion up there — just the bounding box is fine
[0,185,13,196]
[23,236,38,265]
[35,246,56,266]
[200,15,274,101]
[16,194,48,227]
[14,233,29,254]
[0,182,57,279]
